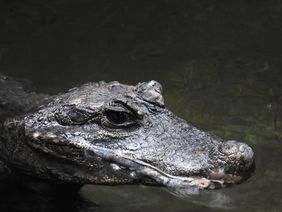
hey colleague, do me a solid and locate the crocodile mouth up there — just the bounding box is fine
[83,142,255,191]
[70,140,254,192]
[28,134,215,191]
[28,132,254,191]
[82,144,216,192]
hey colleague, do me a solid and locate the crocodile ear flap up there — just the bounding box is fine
[55,105,96,126]
[135,80,165,107]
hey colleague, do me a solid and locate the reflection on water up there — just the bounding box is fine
[166,188,233,210]
[1,0,282,211]
[79,185,228,212]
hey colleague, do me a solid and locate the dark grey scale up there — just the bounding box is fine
[0,74,255,207]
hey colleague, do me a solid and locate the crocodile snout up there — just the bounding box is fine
[220,140,254,170]
[209,140,255,184]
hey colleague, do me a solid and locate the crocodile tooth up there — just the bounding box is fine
[110,163,122,171]
[32,132,41,139]
[130,171,137,178]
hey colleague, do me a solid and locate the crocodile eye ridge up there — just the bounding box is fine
[55,105,95,126]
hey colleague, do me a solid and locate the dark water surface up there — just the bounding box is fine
[1,0,282,211]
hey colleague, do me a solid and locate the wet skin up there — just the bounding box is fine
[0,76,255,191]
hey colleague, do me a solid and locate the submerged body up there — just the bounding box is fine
[0,75,255,192]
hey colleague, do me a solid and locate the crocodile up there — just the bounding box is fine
[0,74,255,193]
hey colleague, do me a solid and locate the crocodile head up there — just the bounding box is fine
[23,80,255,191]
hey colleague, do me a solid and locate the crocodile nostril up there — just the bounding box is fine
[209,140,255,184]
[238,143,254,168]
[239,144,246,153]
[226,140,237,145]
[220,140,240,155]
[220,140,254,170]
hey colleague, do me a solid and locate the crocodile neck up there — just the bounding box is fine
[0,74,51,121]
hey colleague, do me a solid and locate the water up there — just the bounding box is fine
[1,0,282,211]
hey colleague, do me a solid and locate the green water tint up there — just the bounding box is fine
[1,0,282,211]
[165,59,282,141]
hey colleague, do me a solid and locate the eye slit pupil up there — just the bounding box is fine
[106,111,128,125]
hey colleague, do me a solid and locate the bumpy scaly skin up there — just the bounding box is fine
[0,76,255,191]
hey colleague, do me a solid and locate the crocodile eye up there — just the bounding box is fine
[103,110,137,129]
[106,111,128,125]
